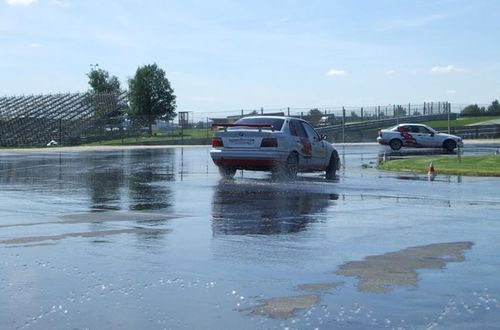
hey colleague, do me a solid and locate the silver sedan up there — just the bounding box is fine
[377,123,463,151]
[210,116,340,179]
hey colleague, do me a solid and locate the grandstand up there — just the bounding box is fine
[0,92,128,147]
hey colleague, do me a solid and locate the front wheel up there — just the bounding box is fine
[443,139,457,152]
[325,150,339,180]
[218,166,236,179]
[390,139,402,151]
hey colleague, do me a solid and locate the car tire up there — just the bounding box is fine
[273,153,298,180]
[443,139,457,152]
[326,150,339,180]
[390,139,402,151]
[284,153,298,180]
[218,166,236,179]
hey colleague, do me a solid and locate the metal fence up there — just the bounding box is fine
[182,102,457,127]
[0,93,496,147]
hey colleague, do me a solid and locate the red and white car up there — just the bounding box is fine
[210,116,340,179]
[377,123,463,151]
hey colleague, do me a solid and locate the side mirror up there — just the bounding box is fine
[321,134,328,141]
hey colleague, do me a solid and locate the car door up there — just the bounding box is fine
[289,119,310,168]
[412,126,436,147]
[397,125,418,147]
[300,121,327,168]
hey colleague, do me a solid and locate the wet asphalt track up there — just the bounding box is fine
[0,143,499,329]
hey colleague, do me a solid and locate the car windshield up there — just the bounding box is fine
[233,117,285,131]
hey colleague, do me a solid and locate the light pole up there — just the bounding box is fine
[179,111,189,145]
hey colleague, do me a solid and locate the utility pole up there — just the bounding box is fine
[342,106,346,143]
[447,102,451,134]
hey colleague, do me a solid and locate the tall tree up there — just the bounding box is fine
[306,108,323,126]
[395,105,406,117]
[461,104,485,115]
[87,64,121,93]
[487,100,500,113]
[128,63,176,135]
[86,65,123,117]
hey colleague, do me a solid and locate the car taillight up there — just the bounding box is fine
[212,137,223,147]
[260,138,278,147]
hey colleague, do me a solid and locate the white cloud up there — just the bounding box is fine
[5,0,38,5]
[379,14,444,30]
[430,65,465,75]
[385,69,396,76]
[446,89,457,95]
[326,69,347,76]
[30,42,41,48]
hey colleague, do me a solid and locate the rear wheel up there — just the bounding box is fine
[218,166,236,179]
[443,139,457,152]
[390,139,402,151]
[326,150,339,180]
[284,153,298,180]
[273,153,298,180]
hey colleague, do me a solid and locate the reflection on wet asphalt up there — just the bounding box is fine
[212,181,338,235]
[1,144,500,329]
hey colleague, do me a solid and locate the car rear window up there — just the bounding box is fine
[233,117,285,130]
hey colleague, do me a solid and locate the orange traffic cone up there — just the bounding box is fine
[428,162,436,181]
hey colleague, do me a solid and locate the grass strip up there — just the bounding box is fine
[379,155,500,177]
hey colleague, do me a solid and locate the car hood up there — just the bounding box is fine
[437,132,461,140]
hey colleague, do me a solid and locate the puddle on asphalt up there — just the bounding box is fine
[336,241,473,293]
[244,294,320,319]
[1,227,167,245]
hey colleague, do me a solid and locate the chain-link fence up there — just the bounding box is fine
[0,93,496,147]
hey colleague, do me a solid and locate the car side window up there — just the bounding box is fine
[301,122,321,141]
[419,126,432,134]
[289,120,308,138]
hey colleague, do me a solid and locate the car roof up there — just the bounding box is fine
[238,116,298,120]
[385,123,433,131]
[238,115,306,121]
[398,123,427,126]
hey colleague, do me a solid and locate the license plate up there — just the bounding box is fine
[229,138,254,145]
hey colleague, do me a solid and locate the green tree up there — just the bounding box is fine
[86,65,124,117]
[246,110,259,116]
[128,63,177,136]
[87,65,121,93]
[461,104,485,115]
[487,100,500,113]
[195,120,207,129]
[306,108,323,126]
[395,105,406,117]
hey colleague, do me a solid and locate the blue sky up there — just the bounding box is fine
[1,0,499,114]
